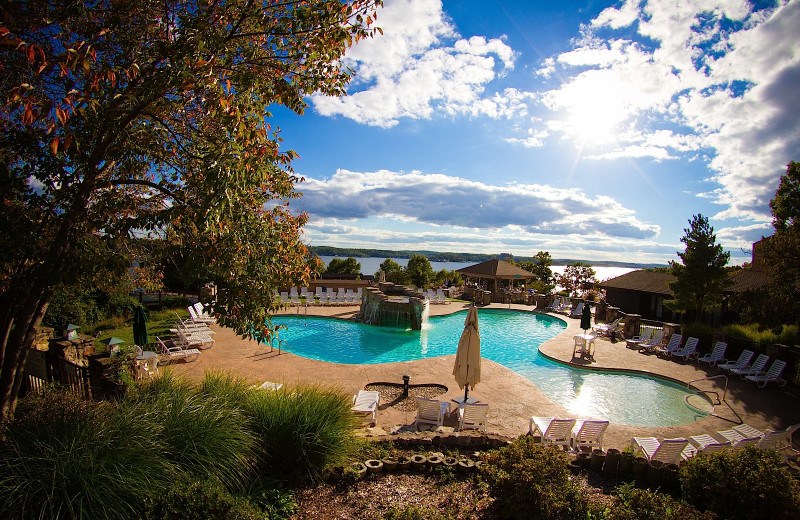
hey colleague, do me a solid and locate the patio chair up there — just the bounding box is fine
[759,424,800,461]
[697,341,727,367]
[351,390,380,425]
[626,329,653,349]
[592,318,621,337]
[635,330,666,352]
[671,337,699,361]
[569,302,584,319]
[718,349,754,373]
[415,398,449,431]
[653,333,683,356]
[571,419,609,452]
[545,297,563,312]
[631,437,690,465]
[716,426,762,448]
[745,359,788,388]
[686,434,731,459]
[529,417,577,450]
[156,336,200,364]
[730,353,769,378]
[459,403,489,431]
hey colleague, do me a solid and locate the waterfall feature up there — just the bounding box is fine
[358,283,428,330]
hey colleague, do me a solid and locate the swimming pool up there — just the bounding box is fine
[271,309,707,427]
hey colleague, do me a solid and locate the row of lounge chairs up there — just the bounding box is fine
[632,423,799,465]
[529,417,610,452]
[420,288,448,303]
[278,287,363,305]
[349,391,488,431]
[545,297,586,318]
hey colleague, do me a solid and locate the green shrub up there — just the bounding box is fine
[604,483,714,520]
[246,385,356,482]
[479,436,588,520]
[160,295,192,310]
[680,447,800,520]
[0,389,172,520]
[723,323,799,347]
[144,478,265,520]
[126,372,256,490]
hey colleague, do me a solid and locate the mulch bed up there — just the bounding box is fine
[365,383,448,412]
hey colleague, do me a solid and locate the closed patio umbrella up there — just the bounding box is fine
[133,306,149,346]
[580,303,592,333]
[453,306,481,401]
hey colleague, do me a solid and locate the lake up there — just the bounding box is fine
[318,256,636,283]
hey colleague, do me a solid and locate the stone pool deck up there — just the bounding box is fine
[166,302,800,451]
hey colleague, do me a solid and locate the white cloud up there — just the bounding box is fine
[526,0,800,224]
[296,169,660,239]
[310,0,519,127]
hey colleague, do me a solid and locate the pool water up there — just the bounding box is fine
[271,309,707,427]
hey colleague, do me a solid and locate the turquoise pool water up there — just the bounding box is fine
[271,309,707,427]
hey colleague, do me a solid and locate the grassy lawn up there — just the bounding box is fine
[85,308,192,352]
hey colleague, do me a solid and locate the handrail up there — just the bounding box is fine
[687,374,728,405]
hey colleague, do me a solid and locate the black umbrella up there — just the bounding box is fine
[133,306,149,346]
[580,303,592,333]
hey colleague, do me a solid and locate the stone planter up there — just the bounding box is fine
[411,454,427,471]
[381,457,398,472]
[443,456,458,469]
[426,453,442,469]
[632,457,649,487]
[457,457,475,472]
[396,455,411,472]
[603,448,620,476]
[577,451,591,469]
[350,461,367,478]
[618,452,634,481]
[365,459,383,474]
[568,459,583,475]
[647,460,665,488]
[590,449,606,472]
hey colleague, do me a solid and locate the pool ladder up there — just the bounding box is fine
[685,374,741,423]
[270,338,293,355]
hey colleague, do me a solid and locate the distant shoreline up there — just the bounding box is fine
[310,245,666,270]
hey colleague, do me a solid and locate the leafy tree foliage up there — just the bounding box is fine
[406,254,433,288]
[554,262,597,297]
[324,257,361,275]
[518,251,555,293]
[376,258,408,285]
[431,269,462,287]
[665,214,731,323]
[0,0,382,423]
[761,161,800,323]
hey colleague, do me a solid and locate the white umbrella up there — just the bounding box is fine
[453,306,481,401]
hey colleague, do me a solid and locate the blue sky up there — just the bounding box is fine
[271,0,800,265]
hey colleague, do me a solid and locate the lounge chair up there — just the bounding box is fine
[697,341,727,367]
[187,305,215,325]
[745,359,787,388]
[686,434,731,459]
[351,390,380,425]
[718,349,754,373]
[571,420,609,452]
[636,330,666,352]
[758,424,800,460]
[569,302,584,319]
[251,381,283,391]
[626,329,653,349]
[545,297,563,312]
[592,318,621,337]
[671,337,699,361]
[529,417,577,450]
[193,302,216,323]
[716,426,762,448]
[631,437,690,465]
[156,337,200,364]
[173,327,214,350]
[730,353,769,378]
[653,333,683,356]
[415,398,449,431]
[436,288,447,302]
[459,403,488,431]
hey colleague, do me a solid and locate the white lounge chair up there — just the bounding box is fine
[716,426,762,448]
[746,359,787,388]
[187,305,215,325]
[632,437,690,465]
[671,337,699,361]
[351,390,380,425]
[193,302,216,323]
[730,353,769,378]
[637,330,666,352]
[718,349,754,373]
[415,398,449,431]
[156,337,200,364]
[653,333,683,356]
[529,417,577,450]
[569,302,584,319]
[592,318,621,337]
[459,403,488,431]
[173,327,214,350]
[685,434,731,459]
[626,329,653,349]
[758,424,800,461]
[436,288,447,302]
[697,341,727,367]
[571,420,609,452]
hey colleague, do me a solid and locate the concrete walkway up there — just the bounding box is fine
[167,302,800,450]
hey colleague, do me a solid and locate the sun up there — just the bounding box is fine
[555,72,630,146]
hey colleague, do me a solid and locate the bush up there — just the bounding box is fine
[383,505,455,520]
[246,385,356,482]
[144,478,265,520]
[680,447,800,520]
[479,436,588,520]
[0,389,172,520]
[160,295,192,310]
[126,372,256,490]
[604,483,714,520]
